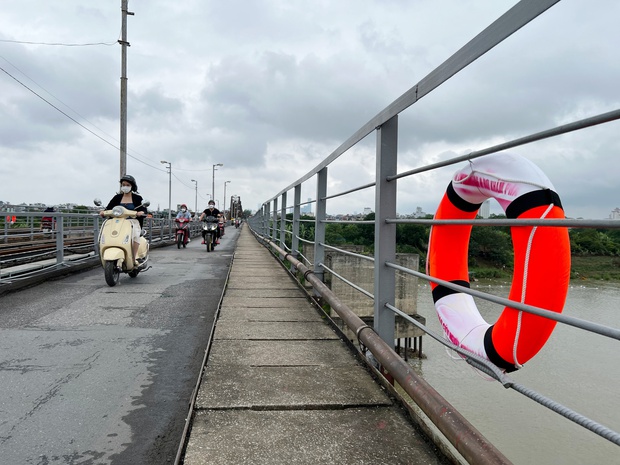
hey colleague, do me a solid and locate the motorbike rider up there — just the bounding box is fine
[199,200,221,244]
[176,204,192,243]
[100,175,147,266]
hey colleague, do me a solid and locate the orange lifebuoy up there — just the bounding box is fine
[427,153,570,372]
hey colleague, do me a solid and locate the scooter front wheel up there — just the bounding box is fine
[177,233,183,249]
[104,260,120,287]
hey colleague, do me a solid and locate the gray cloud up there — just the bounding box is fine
[0,0,618,220]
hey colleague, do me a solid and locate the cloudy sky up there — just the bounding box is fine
[0,0,618,218]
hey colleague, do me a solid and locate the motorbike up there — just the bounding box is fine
[202,216,219,252]
[94,199,151,287]
[218,219,225,237]
[175,217,191,248]
[235,219,240,229]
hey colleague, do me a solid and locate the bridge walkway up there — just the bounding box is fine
[183,226,446,464]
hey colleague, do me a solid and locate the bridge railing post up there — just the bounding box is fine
[56,213,64,265]
[94,215,100,257]
[271,198,278,243]
[279,191,287,257]
[291,184,301,273]
[373,115,398,346]
[313,167,327,290]
[264,202,270,239]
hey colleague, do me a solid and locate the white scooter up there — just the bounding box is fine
[94,199,151,287]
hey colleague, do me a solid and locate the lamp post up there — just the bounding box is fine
[191,179,198,215]
[212,163,223,202]
[223,180,231,220]
[160,160,172,222]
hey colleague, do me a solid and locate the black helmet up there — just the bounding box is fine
[120,174,138,192]
[208,200,215,206]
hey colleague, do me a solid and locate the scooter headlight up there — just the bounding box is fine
[112,206,124,217]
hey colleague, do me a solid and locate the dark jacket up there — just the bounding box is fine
[105,193,148,227]
[201,207,221,219]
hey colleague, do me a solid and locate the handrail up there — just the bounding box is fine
[248,1,620,461]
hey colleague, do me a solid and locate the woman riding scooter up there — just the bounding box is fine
[100,175,147,267]
[175,204,192,246]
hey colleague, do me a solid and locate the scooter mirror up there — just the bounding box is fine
[142,200,151,208]
[94,198,102,206]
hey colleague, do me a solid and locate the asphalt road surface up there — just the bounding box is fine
[0,226,239,464]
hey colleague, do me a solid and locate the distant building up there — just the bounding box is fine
[479,200,491,219]
[610,208,620,220]
[301,198,312,215]
[412,206,427,218]
[363,207,373,216]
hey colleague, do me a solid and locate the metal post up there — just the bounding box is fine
[292,184,301,268]
[56,213,64,264]
[191,179,198,215]
[272,197,278,242]
[224,180,231,220]
[280,191,287,256]
[119,0,133,178]
[94,216,100,257]
[262,203,269,237]
[374,115,398,346]
[160,160,172,237]
[212,163,223,202]
[147,217,153,243]
[314,167,327,285]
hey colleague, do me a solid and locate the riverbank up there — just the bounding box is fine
[470,255,620,282]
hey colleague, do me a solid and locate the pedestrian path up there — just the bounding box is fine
[183,227,445,464]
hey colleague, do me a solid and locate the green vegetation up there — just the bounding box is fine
[282,213,620,282]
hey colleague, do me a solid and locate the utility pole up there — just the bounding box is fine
[191,179,198,215]
[161,161,172,222]
[223,181,231,220]
[212,163,223,202]
[119,0,134,178]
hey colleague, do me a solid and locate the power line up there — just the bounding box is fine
[0,65,119,149]
[0,38,117,47]
[0,54,214,186]
[0,60,167,173]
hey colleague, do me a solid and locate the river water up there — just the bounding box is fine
[411,280,619,465]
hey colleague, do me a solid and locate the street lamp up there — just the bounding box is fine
[223,180,231,219]
[212,163,223,202]
[191,179,198,215]
[160,160,172,222]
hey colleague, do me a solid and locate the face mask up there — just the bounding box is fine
[182,208,187,212]
[120,185,131,194]
[209,206,214,209]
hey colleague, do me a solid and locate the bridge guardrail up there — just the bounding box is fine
[249,0,620,463]
[0,211,203,282]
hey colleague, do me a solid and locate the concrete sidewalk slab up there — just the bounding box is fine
[220,297,310,308]
[196,365,392,409]
[213,320,338,340]
[218,307,320,321]
[206,340,361,367]
[224,289,307,298]
[186,409,441,465]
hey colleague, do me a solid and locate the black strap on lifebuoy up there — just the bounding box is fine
[506,189,562,218]
[484,326,518,372]
[431,279,470,303]
[446,182,482,212]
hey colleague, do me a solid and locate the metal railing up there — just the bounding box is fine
[249,0,620,463]
[0,211,203,282]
